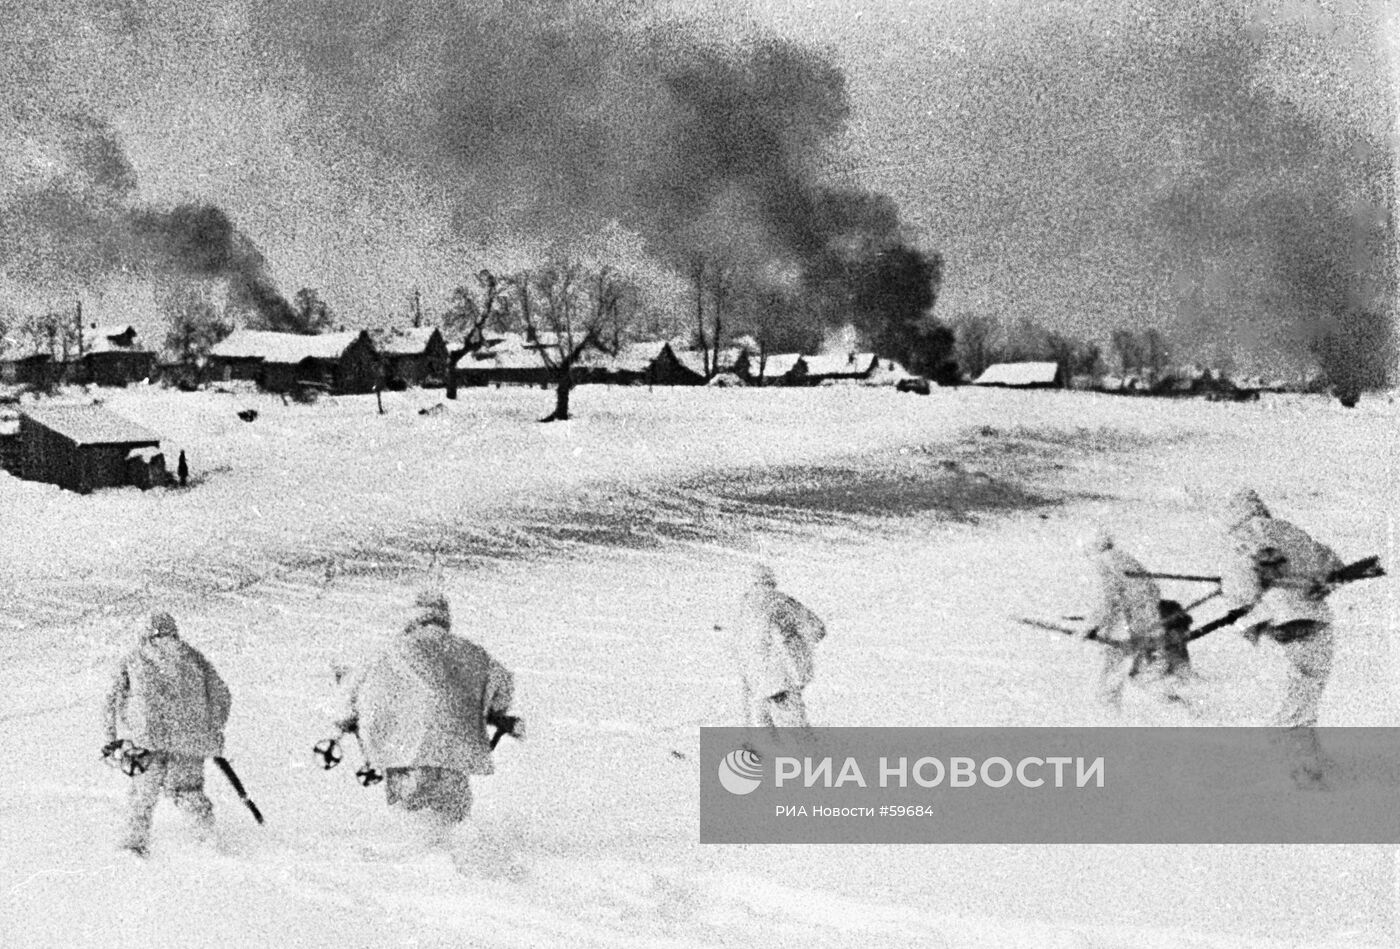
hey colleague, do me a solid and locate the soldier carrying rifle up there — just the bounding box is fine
[101,612,233,857]
[1215,488,1350,785]
[323,590,521,847]
[1076,528,1200,713]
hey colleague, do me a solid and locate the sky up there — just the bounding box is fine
[0,0,1395,378]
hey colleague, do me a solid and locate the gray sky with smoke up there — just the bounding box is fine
[1,0,1395,379]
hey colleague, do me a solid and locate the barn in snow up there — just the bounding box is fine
[580,342,706,386]
[800,352,882,385]
[16,403,165,493]
[375,327,450,389]
[972,361,1066,389]
[78,325,157,387]
[454,333,553,388]
[207,330,382,394]
[733,351,807,386]
[0,352,56,388]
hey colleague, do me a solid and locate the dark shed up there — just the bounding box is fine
[18,403,162,493]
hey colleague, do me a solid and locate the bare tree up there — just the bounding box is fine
[506,261,633,422]
[20,310,79,361]
[1142,328,1171,384]
[1002,318,1052,363]
[953,313,998,381]
[160,284,233,363]
[1043,330,1076,385]
[1110,328,1144,377]
[691,256,737,379]
[743,288,824,382]
[442,269,512,399]
[291,288,335,335]
[690,257,709,374]
[1072,341,1104,380]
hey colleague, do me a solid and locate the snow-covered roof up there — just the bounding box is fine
[374,327,443,356]
[20,403,161,446]
[802,352,879,377]
[972,362,1061,386]
[672,350,704,377]
[461,334,549,371]
[209,330,369,364]
[581,341,669,374]
[672,347,742,377]
[749,353,805,379]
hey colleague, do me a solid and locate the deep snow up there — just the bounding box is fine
[1,382,1396,948]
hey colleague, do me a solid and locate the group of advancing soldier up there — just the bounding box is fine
[98,484,1372,855]
[726,485,1377,788]
[1075,486,1373,785]
[101,590,520,859]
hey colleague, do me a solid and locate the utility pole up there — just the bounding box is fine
[411,288,423,328]
[75,298,84,357]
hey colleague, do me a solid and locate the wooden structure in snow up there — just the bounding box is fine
[16,403,165,493]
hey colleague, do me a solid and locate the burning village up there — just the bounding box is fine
[1,2,1397,948]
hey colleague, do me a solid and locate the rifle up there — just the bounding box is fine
[1327,555,1385,584]
[1016,618,1141,656]
[1182,607,1252,643]
[1126,556,1384,590]
[1018,598,1192,651]
[1017,616,1093,639]
[1182,557,1385,644]
[1126,571,1221,585]
[213,757,264,825]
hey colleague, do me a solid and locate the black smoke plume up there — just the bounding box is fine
[0,111,295,329]
[254,0,939,343]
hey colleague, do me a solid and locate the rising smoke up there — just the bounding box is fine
[2,0,934,344]
[0,100,298,329]
[2,1,1390,387]
[253,0,933,342]
[887,0,1395,387]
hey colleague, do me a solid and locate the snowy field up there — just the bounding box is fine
[1,381,1397,948]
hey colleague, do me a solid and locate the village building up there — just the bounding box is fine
[374,327,450,389]
[800,351,883,385]
[76,325,158,387]
[0,352,57,388]
[580,342,707,386]
[1,324,154,389]
[673,346,745,383]
[207,330,382,395]
[971,361,1066,388]
[732,351,807,386]
[454,332,554,388]
[14,402,165,493]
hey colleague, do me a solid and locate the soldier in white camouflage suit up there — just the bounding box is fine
[332,590,516,833]
[102,612,232,857]
[1079,529,1199,713]
[727,563,828,736]
[1219,488,1346,784]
